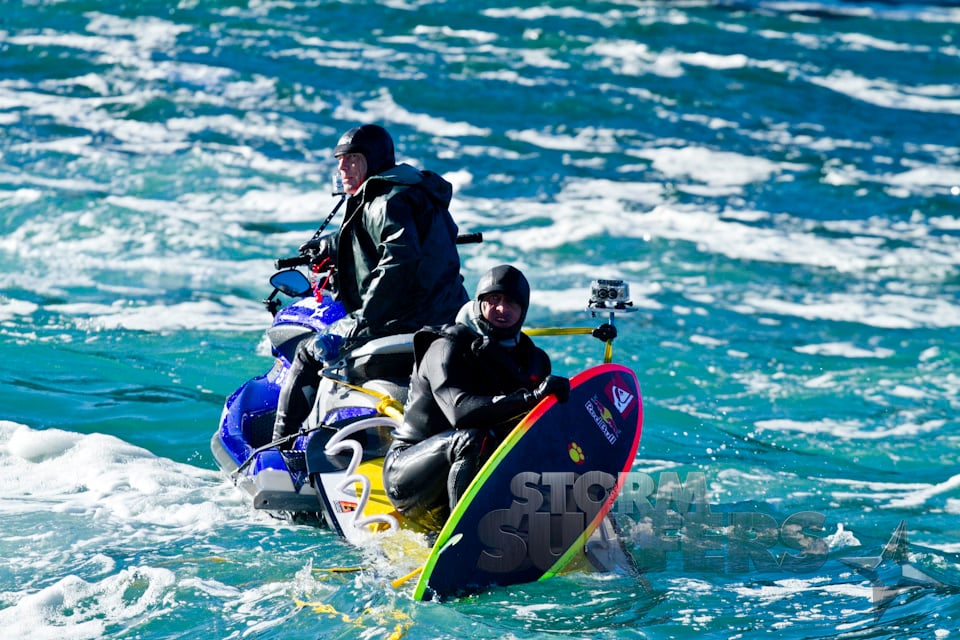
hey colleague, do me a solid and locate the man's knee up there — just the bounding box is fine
[449,428,487,462]
[294,336,323,368]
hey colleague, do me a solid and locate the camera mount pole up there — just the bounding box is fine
[306,194,346,244]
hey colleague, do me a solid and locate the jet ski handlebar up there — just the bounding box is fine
[274,254,311,269]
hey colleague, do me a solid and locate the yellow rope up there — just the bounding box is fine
[390,565,423,589]
[313,566,363,574]
[292,598,412,638]
[323,376,404,418]
[293,598,352,622]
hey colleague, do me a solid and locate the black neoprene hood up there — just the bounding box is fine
[333,124,397,176]
[474,264,530,339]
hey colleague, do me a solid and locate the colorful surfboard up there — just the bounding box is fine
[412,363,643,601]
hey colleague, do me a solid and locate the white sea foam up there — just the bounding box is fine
[883,473,960,510]
[507,126,625,153]
[822,473,960,511]
[825,522,861,550]
[885,163,960,192]
[50,297,268,333]
[0,421,248,527]
[675,51,750,70]
[85,12,192,50]
[0,421,272,637]
[5,14,956,342]
[585,39,684,77]
[412,25,499,43]
[630,146,805,187]
[167,110,307,143]
[731,575,851,602]
[478,185,956,311]
[754,417,946,441]
[488,180,960,280]
[811,70,960,116]
[740,292,960,329]
[0,297,39,323]
[794,342,895,358]
[1,418,364,638]
[930,215,960,230]
[837,32,926,53]
[0,567,178,640]
[334,88,491,138]
[0,187,43,206]
[278,38,382,71]
[110,188,330,226]
[483,5,621,27]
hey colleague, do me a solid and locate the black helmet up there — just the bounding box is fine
[333,124,396,176]
[474,264,530,340]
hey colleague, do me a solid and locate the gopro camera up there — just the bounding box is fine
[588,279,634,313]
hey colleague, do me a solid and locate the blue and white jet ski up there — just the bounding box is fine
[211,241,640,581]
[210,264,415,528]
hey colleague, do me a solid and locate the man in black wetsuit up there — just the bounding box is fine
[272,124,469,446]
[382,264,570,530]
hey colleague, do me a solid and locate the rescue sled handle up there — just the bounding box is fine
[525,278,636,364]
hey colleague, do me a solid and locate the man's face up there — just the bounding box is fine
[480,293,522,330]
[337,153,368,195]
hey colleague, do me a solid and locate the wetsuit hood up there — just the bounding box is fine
[471,264,530,343]
[334,124,396,177]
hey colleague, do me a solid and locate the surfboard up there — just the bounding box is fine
[412,363,643,601]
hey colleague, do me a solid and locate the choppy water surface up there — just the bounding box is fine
[1,1,959,638]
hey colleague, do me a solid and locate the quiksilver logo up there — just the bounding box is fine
[604,373,637,419]
[611,384,634,415]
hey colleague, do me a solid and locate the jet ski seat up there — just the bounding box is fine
[342,333,415,385]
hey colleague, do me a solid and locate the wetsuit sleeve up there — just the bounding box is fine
[423,338,537,432]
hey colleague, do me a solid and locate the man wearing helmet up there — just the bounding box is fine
[382,265,570,530]
[272,124,469,446]
[326,124,468,336]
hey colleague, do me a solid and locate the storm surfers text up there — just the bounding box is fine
[476,471,829,575]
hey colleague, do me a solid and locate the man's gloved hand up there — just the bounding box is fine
[531,374,571,404]
[299,235,334,261]
[310,332,343,363]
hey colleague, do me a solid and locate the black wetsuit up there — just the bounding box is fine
[382,323,551,528]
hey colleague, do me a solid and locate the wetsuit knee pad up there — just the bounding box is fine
[297,335,325,367]
[446,427,488,463]
[383,438,450,515]
[383,428,489,516]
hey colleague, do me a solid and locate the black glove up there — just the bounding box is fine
[299,235,334,261]
[531,374,570,404]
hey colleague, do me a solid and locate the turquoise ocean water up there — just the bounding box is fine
[2,1,959,637]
